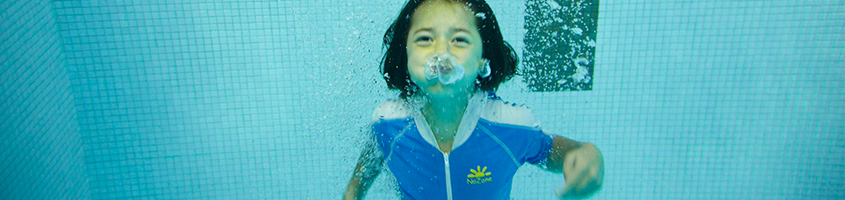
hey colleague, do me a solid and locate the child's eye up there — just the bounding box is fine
[452,37,470,47]
[415,36,433,46]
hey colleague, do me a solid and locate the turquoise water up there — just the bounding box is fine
[1,0,843,199]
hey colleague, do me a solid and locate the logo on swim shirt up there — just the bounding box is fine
[466,166,492,185]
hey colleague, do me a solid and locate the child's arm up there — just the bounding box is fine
[545,135,604,198]
[343,144,384,200]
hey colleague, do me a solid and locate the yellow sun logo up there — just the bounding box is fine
[467,166,491,178]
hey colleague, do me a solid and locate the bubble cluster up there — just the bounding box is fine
[424,53,465,85]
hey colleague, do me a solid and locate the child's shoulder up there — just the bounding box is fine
[371,98,412,122]
[481,97,541,129]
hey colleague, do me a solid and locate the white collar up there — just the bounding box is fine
[410,90,487,152]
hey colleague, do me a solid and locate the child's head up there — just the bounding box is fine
[381,0,518,98]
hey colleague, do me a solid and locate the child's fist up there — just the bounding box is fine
[555,143,604,199]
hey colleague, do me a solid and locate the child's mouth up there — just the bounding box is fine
[424,53,465,85]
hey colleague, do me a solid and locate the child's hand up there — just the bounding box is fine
[555,143,604,199]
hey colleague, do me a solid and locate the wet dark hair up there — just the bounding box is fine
[380,0,518,97]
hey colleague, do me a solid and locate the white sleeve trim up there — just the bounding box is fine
[371,99,411,122]
[481,99,541,129]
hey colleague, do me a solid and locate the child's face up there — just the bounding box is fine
[406,0,484,99]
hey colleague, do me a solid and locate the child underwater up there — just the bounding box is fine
[344,0,604,199]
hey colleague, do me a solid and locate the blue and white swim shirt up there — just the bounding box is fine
[371,91,554,200]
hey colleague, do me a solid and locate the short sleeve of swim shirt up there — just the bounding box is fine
[480,99,554,165]
[369,99,413,160]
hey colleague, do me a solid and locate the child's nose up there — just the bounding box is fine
[433,38,451,55]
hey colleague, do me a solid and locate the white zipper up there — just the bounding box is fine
[442,152,453,200]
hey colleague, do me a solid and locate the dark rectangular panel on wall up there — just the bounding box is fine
[524,0,599,92]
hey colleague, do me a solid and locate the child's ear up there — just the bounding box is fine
[479,59,491,78]
[478,58,489,68]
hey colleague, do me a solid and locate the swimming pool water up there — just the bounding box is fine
[1,0,843,199]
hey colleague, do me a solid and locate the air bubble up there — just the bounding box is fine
[475,12,486,20]
[424,53,465,85]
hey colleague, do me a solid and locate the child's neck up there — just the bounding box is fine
[420,92,472,151]
[423,95,470,126]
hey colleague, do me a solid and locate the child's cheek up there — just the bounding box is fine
[407,65,424,84]
[406,58,428,86]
